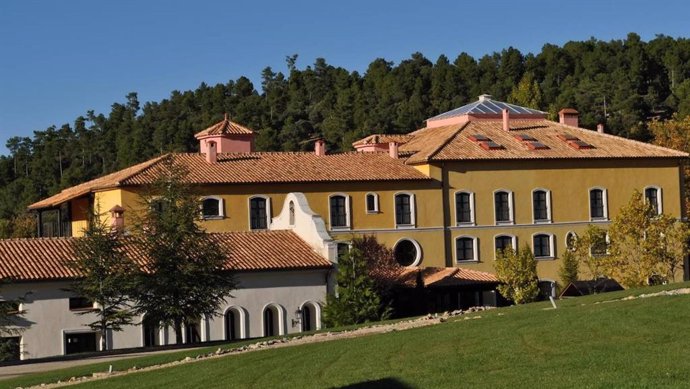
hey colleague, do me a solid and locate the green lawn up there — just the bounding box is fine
[6,283,690,389]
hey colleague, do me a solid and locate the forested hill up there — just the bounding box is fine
[3,33,690,233]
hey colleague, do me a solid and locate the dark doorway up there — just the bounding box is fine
[301,305,313,332]
[65,332,97,355]
[263,307,277,337]
[185,321,201,344]
[225,310,239,340]
[142,317,159,347]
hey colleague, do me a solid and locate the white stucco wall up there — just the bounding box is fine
[1,269,328,360]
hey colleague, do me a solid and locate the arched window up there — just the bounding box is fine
[288,201,295,226]
[201,196,224,219]
[494,235,516,255]
[494,190,513,224]
[589,188,607,220]
[300,301,321,332]
[329,194,350,229]
[456,236,478,262]
[365,193,379,213]
[249,196,270,230]
[644,186,662,215]
[455,191,475,225]
[533,233,554,259]
[532,189,551,223]
[262,304,284,337]
[394,192,415,227]
[393,238,421,267]
[224,307,246,340]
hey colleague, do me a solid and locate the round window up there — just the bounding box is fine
[394,239,420,267]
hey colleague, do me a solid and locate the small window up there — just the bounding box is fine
[533,234,553,259]
[329,194,349,229]
[336,242,350,261]
[589,188,607,220]
[455,191,474,225]
[538,280,557,299]
[494,190,513,224]
[644,187,662,215]
[394,239,421,266]
[69,297,94,311]
[395,193,415,227]
[565,231,578,252]
[249,197,269,230]
[289,201,295,226]
[532,189,550,222]
[366,193,379,213]
[201,197,223,219]
[456,237,477,262]
[495,235,515,253]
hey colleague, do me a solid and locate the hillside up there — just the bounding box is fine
[6,283,688,389]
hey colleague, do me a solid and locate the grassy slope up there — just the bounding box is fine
[5,283,690,389]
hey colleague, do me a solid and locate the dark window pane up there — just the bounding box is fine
[69,297,93,310]
[366,194,377,212]
[394,240,418,266]
[645,188,659,214]
[330,196,347,227]
[250,197,267,229]
[337,243,350,261]
[495,236,513,252]
[456,238,475,261]
[395,194,412,225]
[533,235,551,257]
[495,192,510,222]
[456,193,472,223]
[590,189,604,218]
[533,191,548,221]
[202,199,220,218]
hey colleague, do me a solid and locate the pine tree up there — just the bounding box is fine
[130,158,236,344]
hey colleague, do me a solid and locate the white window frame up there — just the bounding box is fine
[247,195,272,230]
[328,193,351,230]
[261,303,286,337]
[493,234,517,260]
[454,190,476,226]
[643,185,663,215]
[493,189,514,225]
[588,187,608,221]
[394,192,416,228]
[455,235,479,263]
[531,188,552,224]
[298,301,322,332]
[200,196,224,219]
[222,306,248,340]
[365,192,379,214]
[393,238,422,267]
[565,231,578,252]
[532,232,555,260]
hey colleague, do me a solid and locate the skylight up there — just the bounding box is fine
[558,133,594,150]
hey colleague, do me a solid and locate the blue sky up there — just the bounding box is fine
[0,0,688,154]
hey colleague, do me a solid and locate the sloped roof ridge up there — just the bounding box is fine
[423,122,471,162]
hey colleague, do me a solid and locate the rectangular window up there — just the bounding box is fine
[366,194,378,213]
[456,193,473,224]
[645,188,660,214]
[495,236,514,252]
[250,198,268,230]
[494,192,511,223]
[330,196,348,228]
[69,297,93,311]
[533,191,548,221]
[456,238,475,261]
[395,194,412,225]
[590,189,605,219]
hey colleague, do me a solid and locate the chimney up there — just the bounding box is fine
[559,108,579,127]
[109,205,125,232]
[206,140,217,164]
[597,123,605,134]
[315,139,326,156]
[389,142,399,159]
[502,108,510,131]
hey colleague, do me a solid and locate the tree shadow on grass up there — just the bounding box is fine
[333,377,415,389]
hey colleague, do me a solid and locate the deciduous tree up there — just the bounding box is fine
[495,246,539,304]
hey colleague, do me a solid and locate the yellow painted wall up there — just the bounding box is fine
[442,158,684,283]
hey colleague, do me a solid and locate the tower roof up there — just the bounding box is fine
[427,94,547,121]
[194,113,254,138]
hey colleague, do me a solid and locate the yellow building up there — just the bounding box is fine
[28,95,688,292]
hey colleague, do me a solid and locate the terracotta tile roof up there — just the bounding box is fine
[27,157,166,210]
[0,230,332,281]
[29,152,430,210]
[352,134,414,147]
[194,114,254,137]
[380,266,498,288]
[404,119,688,164]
